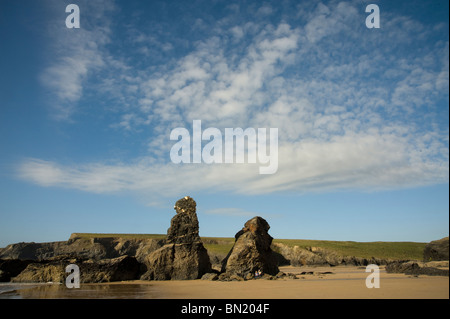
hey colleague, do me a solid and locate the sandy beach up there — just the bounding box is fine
[2,265,448,299]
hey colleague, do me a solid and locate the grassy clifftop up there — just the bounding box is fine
[272,239,426,260]
[70,233,166,240]
[70,233,427,261]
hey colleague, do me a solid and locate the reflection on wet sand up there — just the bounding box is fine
[5,283,160,299]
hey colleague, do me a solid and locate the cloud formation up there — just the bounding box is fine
[22,0,449,201]
[40,0,115,120]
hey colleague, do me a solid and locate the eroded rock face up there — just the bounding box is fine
[423,237,449,261]
[141,242,211,280]
[221,216,279,277]
[9,255,143,283]
[0,259,34,282]
[386,261,449,276]
[0,237,164,263]
[167,197,200,244]
[141,196,211,280]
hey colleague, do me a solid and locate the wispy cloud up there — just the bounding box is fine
[40,0,115,120]
[18,130,448,198]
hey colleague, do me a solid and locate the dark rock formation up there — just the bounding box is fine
[386,261,449,277]
[423,237,449,261]
[141,242,211,280]
[167,196,201,244]
[0,259,34,282]
[10,255,143,283]
[221,216,279,277]
[141,196,211,280]
[11,258,67,283]
[0,237,164,263]
[201,272,219,281]
[272,243,392,267]
[0,242,63,260]
[81,255,143,282]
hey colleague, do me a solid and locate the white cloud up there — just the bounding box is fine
[256,4,273,17]
[133,22,300,129]
[22,1,449,201]
[40,0,115,120]
[18,126,448,199]
[304,1,357,43]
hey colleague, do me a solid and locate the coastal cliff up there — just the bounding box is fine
[0,234,165,263]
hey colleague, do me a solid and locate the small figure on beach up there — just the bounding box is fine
[255,269,263,278]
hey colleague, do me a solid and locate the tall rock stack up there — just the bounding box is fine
[221,216,279,277]
[141,196,211,280]
[167,196,200,245]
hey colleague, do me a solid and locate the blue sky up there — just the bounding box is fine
[0,0,448,247]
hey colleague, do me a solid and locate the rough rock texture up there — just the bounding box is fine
[0,242,65,260]
[0,259,34,282]
[423,237,449,261]
[141,242,211,280]
[201,272,219,281]
[221,216,279,277]
[386,261,449,277]
[141,196,211,280]
[0,237,164,263]
[10,255,143,283]
[12,259,66,283]
[273,243,390,267]
[167,196,200,244]
[80,256,143,283]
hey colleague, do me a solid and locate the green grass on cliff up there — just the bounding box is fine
[70,233,166,240]
[272,239,427,260]
[202,238,235,256]
[70,233,426,260]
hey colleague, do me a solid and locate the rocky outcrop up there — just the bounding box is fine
[166,196,200,245]
[141,243,211,280]
[10,255,143,283]
[423,237,449,261]
[0,241,66,260]
[141,196,211,280]
[0,259,34,282]
[12,258,67,283]
[201,272,219,281]
[221,216,279,278]
[0,237,164,263]
[273,243,390,266]
[80,256,143,282]
[386,261,449,276]
[273,244,329,266]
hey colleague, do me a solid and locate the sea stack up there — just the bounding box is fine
[141,196,211,280]
[221,216,279,277]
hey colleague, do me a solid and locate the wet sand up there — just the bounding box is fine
[2,266,448,299]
